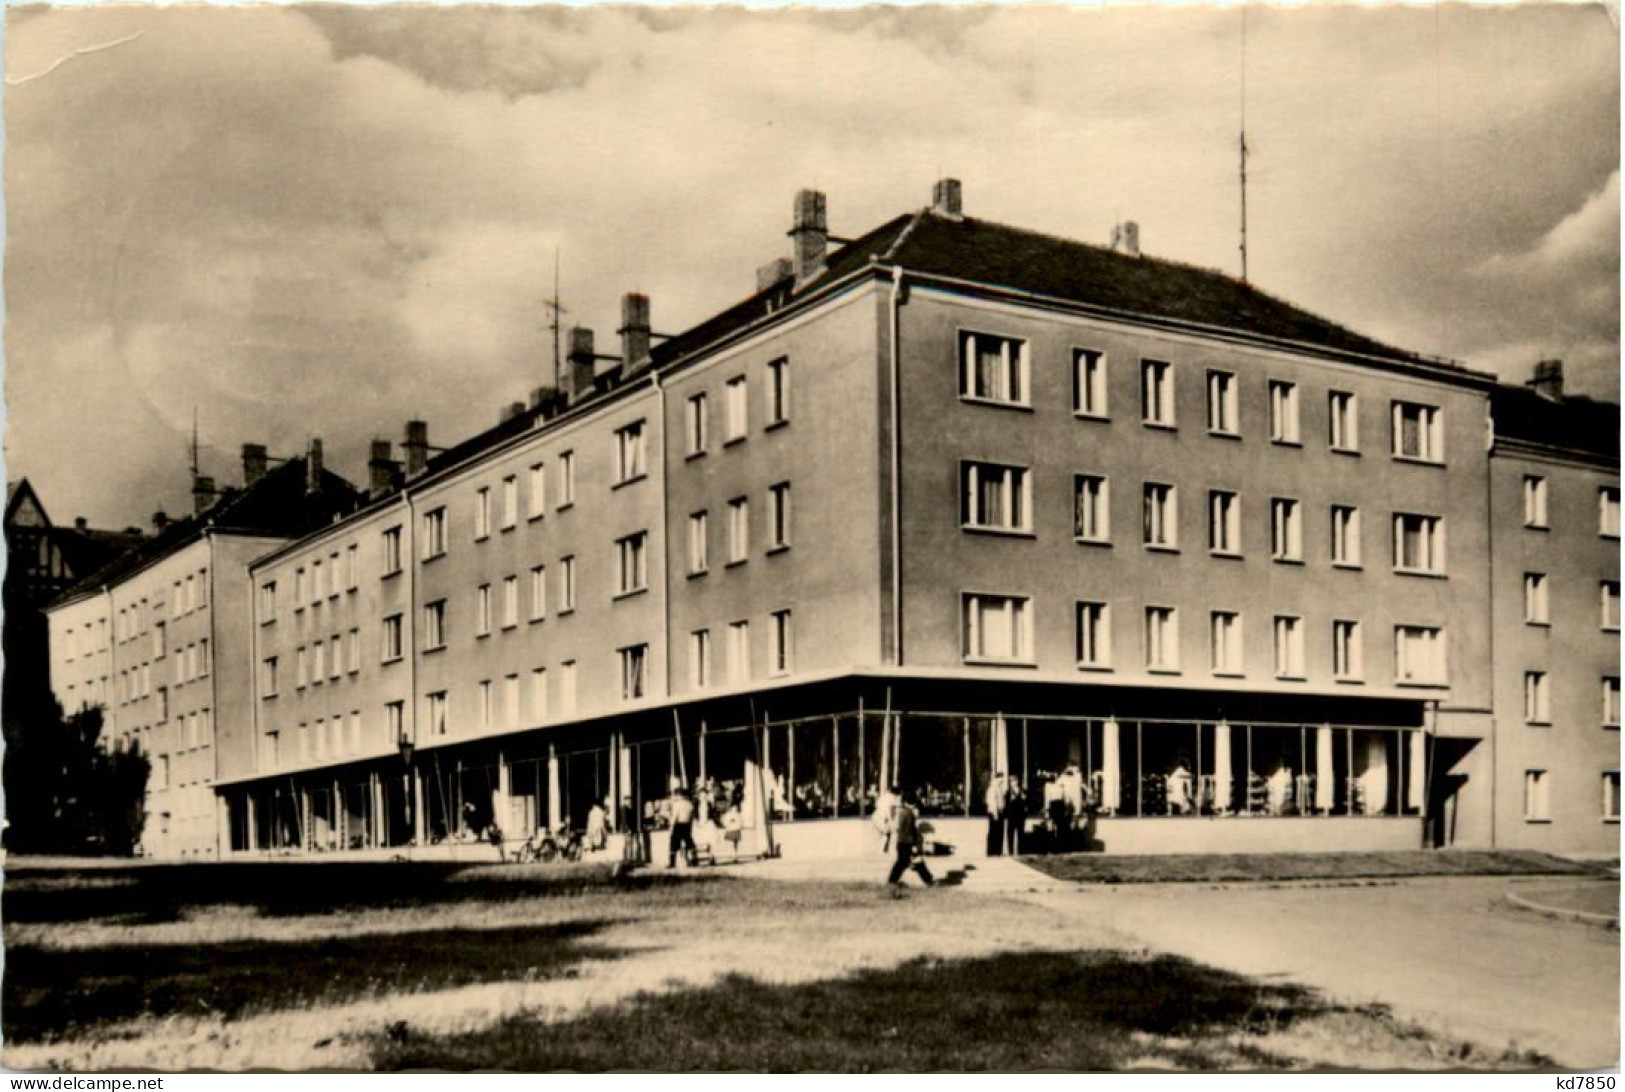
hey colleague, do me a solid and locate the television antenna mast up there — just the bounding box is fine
[1239,6,1251,283]
[544,248,568,389]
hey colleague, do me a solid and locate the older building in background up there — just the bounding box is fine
[45,446,362,858]
[43,182,1620,860]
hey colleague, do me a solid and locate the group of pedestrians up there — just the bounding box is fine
[982,771,1029,856]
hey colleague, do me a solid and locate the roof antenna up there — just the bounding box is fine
[544,247,568,390]
[1239,5,1251,284]
[189,406,200,480]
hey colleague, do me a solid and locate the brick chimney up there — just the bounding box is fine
[756,257,793,293]
[74,516,88,531]
[789,189,828,284]
[403,421,429,478]
[1111,221,1140,257]
[1527,359,1564,402]
[152,511,170,533]
[368,439,398,499]
[305,438,324,495]
[499,401,526,424]
[565,327,597,405]
[620,293,652,377]
[192,475,215,515]
[240,443,268,488]
[932,178,963,219]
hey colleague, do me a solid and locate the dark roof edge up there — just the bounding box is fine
[46,526,291,612]
[1492,434,1621,471]
[902,270,1499,389]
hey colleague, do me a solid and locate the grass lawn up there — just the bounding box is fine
[2,858,1550,1072]
[1022,849,1599,886]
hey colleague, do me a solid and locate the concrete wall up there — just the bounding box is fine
[1488,448,1620,853]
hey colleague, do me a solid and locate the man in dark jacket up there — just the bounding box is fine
[887,791,935,887]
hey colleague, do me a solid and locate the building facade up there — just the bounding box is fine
[47,181,1620,859]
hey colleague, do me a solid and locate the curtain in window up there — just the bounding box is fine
[1314,726,1335,813]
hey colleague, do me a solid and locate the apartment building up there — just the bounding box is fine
[204,179,1614,860]
[1488,363,1620,854]
[46,447,361,857]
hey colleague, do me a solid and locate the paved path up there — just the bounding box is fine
[1033,876,1618,1068]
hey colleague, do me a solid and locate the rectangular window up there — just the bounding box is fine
[963,593,1033,663]
[1270,498,1302,561]
[1329,391,1358,451]
[960,331,1028,406]
[428,691,449,737]
[530,669,548,721]
[560,556,576,613]
[1524,769,1550,822]
[1607,677,1621,727]
[559,661,577,715]
[382,526,403,575]
[727,621,750,682]
[1395,625,1446,684]
[261,656,279,698]
[1331,505,1361,567]
[961,462,1030,533]
[1333,620,1363,680]
[476,584,492,636]
[1525,573,1550,625]
[690,629,712,689]
[1525,671,1551,724]
[293,568,306,607]
[617,532,648,595]
[1141,360,1174,426]
[501,476,518,529]
[502,575,519,628]
[685,393,709,457]
[1208,490,1240,555]
[1143,483,1177,548]
[382,614,403,662]
[1393,513,1445,574]
[766,357,790,425]
[295,645,308,689]
[1269,380,1300,444]
[769,610,793,676]
[1392,401,1443,462]
[1273,615,1306,679]
[529,566,547,621]
[728,497,750,563]
[474,487,491,540]
[559,451,575,508]
[1603,487,1621,538]
[1145,606,1179,671]
[688,511,709,574]
[423,600,447,650]
[1206,370,1238,435]
[327,554,339,599]
[345,544,358,591]
[528,463,546,518]
[1077,602,1111,668]
[725,376,748,441]
[259,581,277,620]
[326,636,339,681]
[423,507,447,559]
[503,675,521,727]
[1604,772,1620,821]
[1210,611,1242,674]
[1074,475,1110,543]
[1521,475,1548,528]
[312,640,326,684]
[615,420,647,484]
[768,483,792,549]
[1074,349,1107,417]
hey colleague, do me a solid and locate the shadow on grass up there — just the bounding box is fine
[367,949,1365,1071]
[4,920,625,1045]
[1024,850,1601,886]
[2,860,718,926]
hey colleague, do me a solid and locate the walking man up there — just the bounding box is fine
[887,791,935,887]
[667,785,697,869]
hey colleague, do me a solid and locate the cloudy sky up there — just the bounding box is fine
[5,3,1618,530]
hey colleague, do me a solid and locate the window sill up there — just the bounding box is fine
[1603,533,1620,542]
[1393,568,1447,580]
[501,623,518,632]
[1391,455,1445,468]
[1275,675,1307,683]
[423,552,446,564]
[1525,721,1552,728]
[1526,620,1551,629]
[1212,670,1246,679]
[723,437,747,449]
[1209,550,1243,561]
[1147,667,1182,676]
[1334,676,1365,685]
[725,559,748,570]
[611,474,648,492]
[1144,544,1180,555]
[1075,537,1112,548]
[613,587,649,602]
[685,451,707,463]
[557,503,575,514]
[1077,662,1113,673]
[476,631,491,641]
[423,645,446,655]
[766,544,791,556]
[528,513,545,523]
[474,535,490,545]
[1207,429,1241,441]
[1142,420,1177,432]
[960,396,1033,413]
[558,608,576,618]
[500,525,516,535]
[1272,556,1305,566]
[1524,817,1552,825]
[1271,438,1303,449]
[1332,562,1364,572]
[1395,679,1447,689]
[1074,411,1110,424]
[1331,446,1361,457]
[961,525,1036,540]
[382,570,403,581]
[687,569,709,580]
[529,615,546,626]
[963,657,1038,669]
[765,419,790,433]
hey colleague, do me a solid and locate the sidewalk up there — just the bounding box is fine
[726,850,1068,893]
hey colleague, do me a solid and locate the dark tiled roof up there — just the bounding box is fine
[1492,384,1620,462]
[51,460,363,607]
[53,526,146,580]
